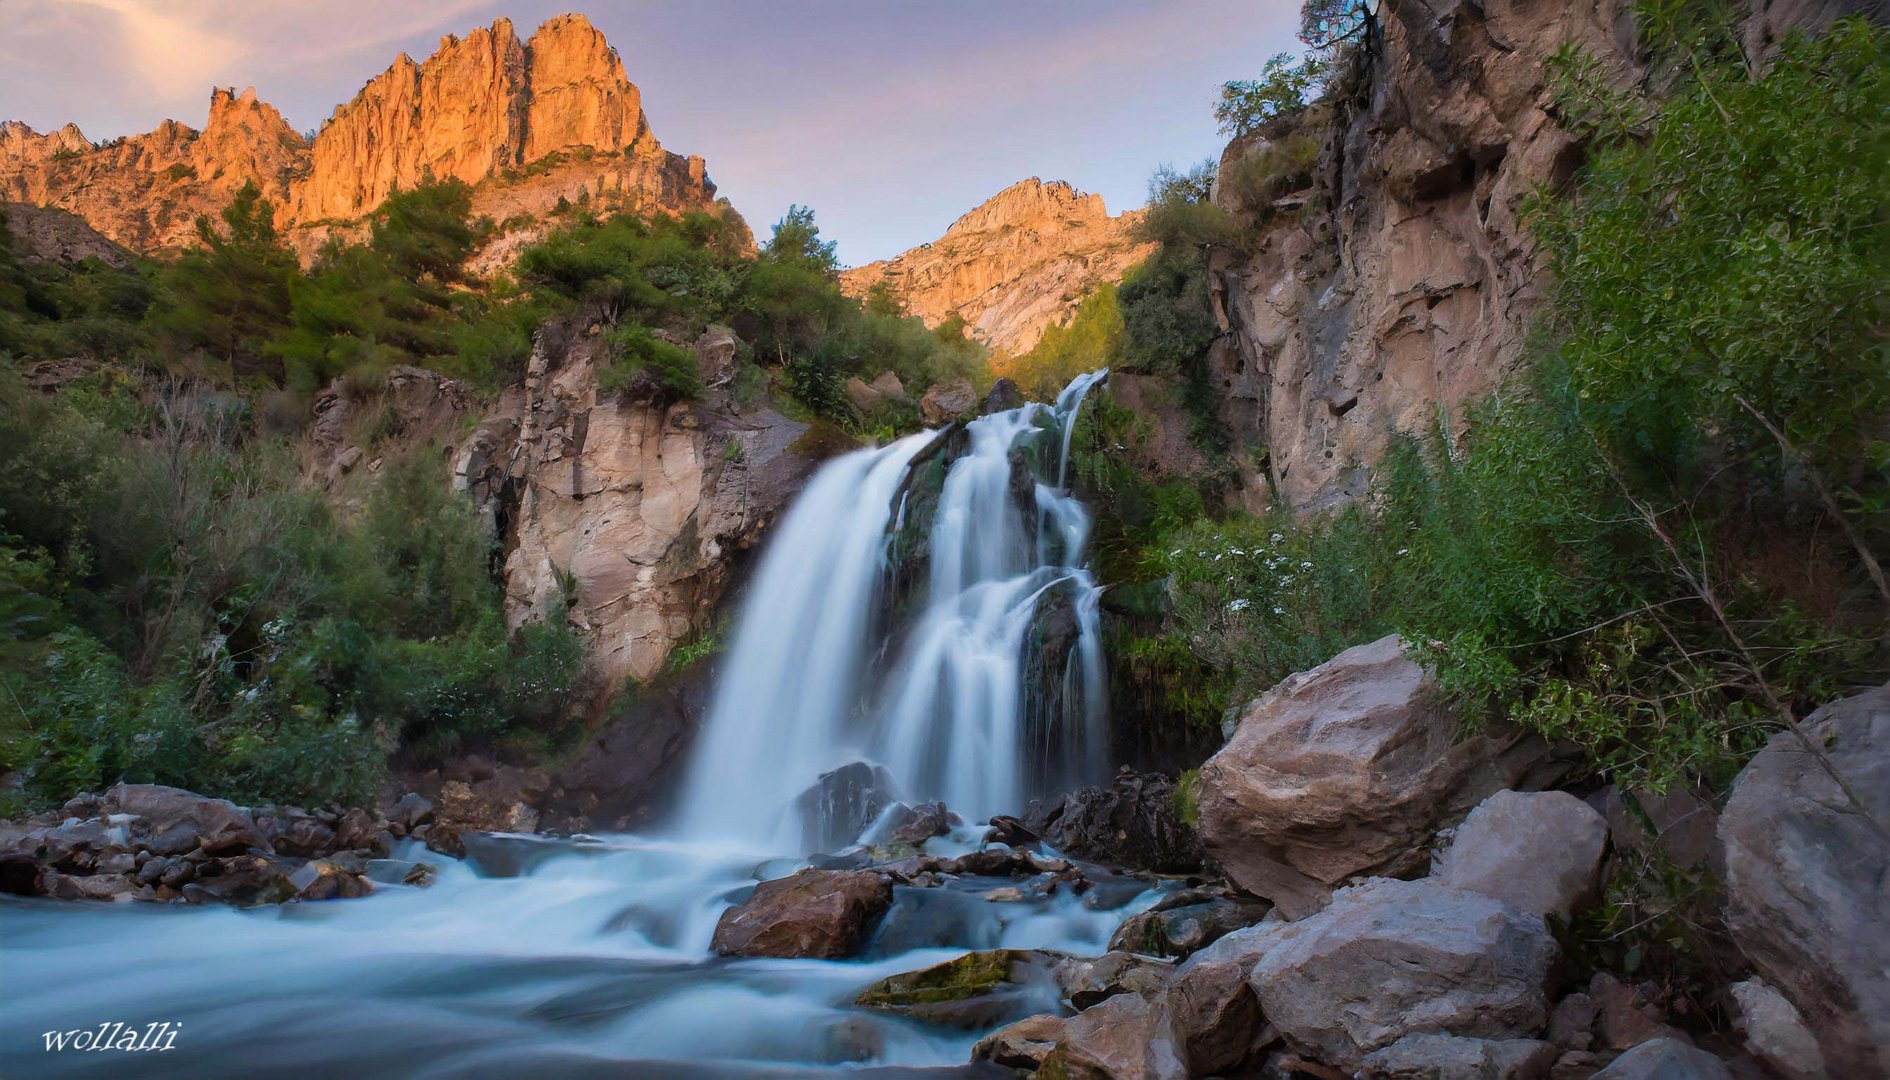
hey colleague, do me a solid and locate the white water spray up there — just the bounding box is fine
[674,371,1111,850]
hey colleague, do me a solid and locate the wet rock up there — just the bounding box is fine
[919,378,979,425]
[1434,789,1608,921]
[985,815,1039,847]
[1109,892,1270,959]
[1730,978,1824,1080]
[421,823,467,860]
[1248,877,1557,1072]
[867,885,990,954]
[103,783,269,855]
[1590,1037,1731,1080]
[1718,682,1890,1078]
[886,801,955,845]
[364,859,435,887]
[185,854,297,906]
[1025,767,1205,874]
[981,378,1024,414]
[1038,990,1185,1080]
[1060,951,1174,1010]
[795,761,900,853]
[1196,635,1560,917]
[1360,1033,1558,1079]
[332,807,381,851]
[288,860,373,900]
[387,792,435,832]
[972,1013,1067,1070]
[855,949,1067,1028]
[710,868,893,959]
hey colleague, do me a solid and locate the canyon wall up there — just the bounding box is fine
[0,15,721,257]
[839,178,1153,356]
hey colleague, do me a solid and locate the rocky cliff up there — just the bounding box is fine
[839,179,1153,356]
[0,15,721,258]
[1202,0,1881,511]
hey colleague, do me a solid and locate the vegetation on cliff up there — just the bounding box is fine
[0,174,985,811]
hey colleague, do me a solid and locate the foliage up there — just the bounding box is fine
[600,324,703,401]
[1216,53,1326,137]
[1139,19,1889,792]
[0,374,584,808]
[1007,284,1123,401]
[150,182,298,380]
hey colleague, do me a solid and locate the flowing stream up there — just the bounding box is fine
[0,372,1129,1079]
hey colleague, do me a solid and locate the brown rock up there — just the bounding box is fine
[973,1013,1067,1070]
[709,868,893,959]
[104,783,269,855]
[1038,991,1185,1080]
[1196,635,1557,916]
[918,379,980,425]
[1434,789,1609,921]
[1163,949,1264,1076]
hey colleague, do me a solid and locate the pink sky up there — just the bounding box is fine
[0,0,1300,264]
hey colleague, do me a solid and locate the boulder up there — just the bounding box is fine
[435,765,548,833]
[1109,892,1270,959]
[1037,991,1186,1080]
[1717,683,1890,1078]
[103,783,269,855]
[855,949,1067,1028]
[694,324,740,389]
[795,761,900,853]
[981,377,1024,414]
[288,860,373,901]
[1163,945,1265,1075]
[919,378,979,425]
[1730,978,1825,1080]
[1248,877,1557,1071]
[1434,789,1608,921]
[1590,1037,1731,1080]
[1060,951,1174,1010]
[1360,1033,1558,1079]
[710,868,893,959]
[1196,635,1558,916]
[1026,768,1205,874]
[386,792,435,832]
[972,1013,1067,1071]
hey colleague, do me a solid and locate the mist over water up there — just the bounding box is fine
[0,373,1128,1078]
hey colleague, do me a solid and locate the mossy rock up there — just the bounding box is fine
[854,949,1068,1028]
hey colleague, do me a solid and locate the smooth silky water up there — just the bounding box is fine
[0,373,1135,1079]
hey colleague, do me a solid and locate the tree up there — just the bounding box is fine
[762,204,838,275]
[1216,53,1325,137]
[154,182,296,378]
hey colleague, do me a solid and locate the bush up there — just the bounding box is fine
[599,324,702,401]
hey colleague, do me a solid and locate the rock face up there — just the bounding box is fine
[709,868,894,959]
[1718,682,1890,1078]
[839,178,1154,356]
[1,202,132,267]
[456,318,814,702]
[1195,635,1558,916]
[1248,877,1559,1072]
[1205,0,1879,510]
[0,15,723,257]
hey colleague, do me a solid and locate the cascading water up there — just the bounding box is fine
[673,370,1111,851]
[0,371,1148,1080]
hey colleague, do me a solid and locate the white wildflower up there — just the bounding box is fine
[1226,598,1251,612]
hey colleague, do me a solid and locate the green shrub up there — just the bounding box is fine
[600,324,702,401]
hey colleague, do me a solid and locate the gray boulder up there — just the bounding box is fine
[1196,635,1558,916]
[104,783,268,854]
[1590,1036,1731,1080]
[1435,789,1608,921]
[1359,1033,1558,1079]
[1718,683,1890,1078]
[1248,876,1557,1071]
[1730,978,1826,1080]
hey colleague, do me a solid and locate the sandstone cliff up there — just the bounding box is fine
[0,15,721,258]
[839,179,1153,356]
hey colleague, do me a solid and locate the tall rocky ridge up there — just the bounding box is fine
[0,14,722,257]
[839,178,1153,356]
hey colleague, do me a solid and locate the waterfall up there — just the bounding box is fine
[673,371,1110,851]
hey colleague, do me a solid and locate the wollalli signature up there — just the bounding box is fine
[42,1021,181,1053]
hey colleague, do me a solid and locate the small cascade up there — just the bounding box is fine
[673,371,1110,850]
